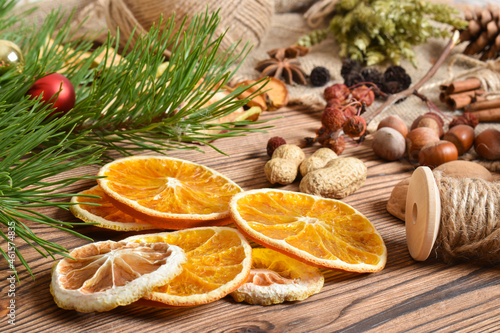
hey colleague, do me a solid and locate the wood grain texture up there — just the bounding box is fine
[1,106,499,333]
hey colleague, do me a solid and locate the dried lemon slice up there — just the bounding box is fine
[124,227,252,306]
[70,185,157,231]
[50,241,186,312]
[230,248,324,305]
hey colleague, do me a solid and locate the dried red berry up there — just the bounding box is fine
[449,112,479,129]
[266,136,286,157]
[343,115,367,137]
[326,98,342,108]
[324,83,350,103]
[342,105,358,118]
[351,85,375,106]
[321,107,346,131]
[323,136,345,155]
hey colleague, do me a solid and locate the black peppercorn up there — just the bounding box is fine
[310,66,331,87]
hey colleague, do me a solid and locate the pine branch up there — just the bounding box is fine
[0,2,271,277]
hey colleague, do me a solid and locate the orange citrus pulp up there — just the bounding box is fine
[230,189,387,273]
[97,155,242,229]
[124,227,252,306]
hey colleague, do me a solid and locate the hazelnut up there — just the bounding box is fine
[372,127,406,161]
[411,113,444,137]
[418,140,458,168]
[406,127,440,162]
[377,115,408,138]
[474,128,500,160]
[442,124,474,155]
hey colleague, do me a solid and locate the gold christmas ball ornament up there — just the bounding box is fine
[0,40,24,75]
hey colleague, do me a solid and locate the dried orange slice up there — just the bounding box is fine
[50,241,186,312]
[231,247,324,305]
[70,185,157,231]
[97,155,242,229]
[123,227,252,306]
[229,189,387,273]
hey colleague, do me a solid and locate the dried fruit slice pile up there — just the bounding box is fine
[229,189,387,273]
[95,155,242,229]
[124,227,252,306]
[50,241,186,312]
[231,248,324,305]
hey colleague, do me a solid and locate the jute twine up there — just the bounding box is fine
[432,171,500,263]
[16,0,275,57]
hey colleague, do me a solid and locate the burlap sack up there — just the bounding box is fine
[15,0,274,56]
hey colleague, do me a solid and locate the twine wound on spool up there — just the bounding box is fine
[406,167,500,264]
[433,171,500,263]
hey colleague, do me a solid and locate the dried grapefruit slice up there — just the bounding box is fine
[231,247,324,305]
[124,227,252,306]
[97,155,242,229]
[70,185,157,231]
[229,189,387,273]
[50,241,186,312]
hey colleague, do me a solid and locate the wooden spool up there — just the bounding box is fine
[405,166,441,261]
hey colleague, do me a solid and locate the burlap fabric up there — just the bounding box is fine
[15,0,274,56]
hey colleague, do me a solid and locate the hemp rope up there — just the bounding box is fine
[432,171,500,263]
[422,54,500,97]
[304,0,338,28]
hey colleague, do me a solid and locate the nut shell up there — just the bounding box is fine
[474,128,500,160]
[300,148,338,177]
[418,140,458,168]
[265,159,298,185]
[272,144,306,165]
[406,127,440,162]
[372,127,406,161]
[377,115,408,138]
[443,125,474,156]
[299,157,367,199]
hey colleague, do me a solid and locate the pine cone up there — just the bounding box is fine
[460,4,500,60]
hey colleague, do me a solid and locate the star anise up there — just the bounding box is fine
[255,50,308,85]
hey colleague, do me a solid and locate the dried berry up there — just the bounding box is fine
[384,65,407,82]
[323,136,345,155]
[324,83,350,102]
[449,112,479,129]
[267,136,287,157]
[344,71,364,88]
[381,65,411,94]
[341,58,362,79]
[321,107,346,131]
[315,126,331,145]
[351,85,375,106]
[310,66,331,87]
[343,116,367,137]
[342,105,358,118]
[361,68,384,89]
[304,137,315,147]
[326,98,342,108]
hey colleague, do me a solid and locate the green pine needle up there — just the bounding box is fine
[0,0,270,277]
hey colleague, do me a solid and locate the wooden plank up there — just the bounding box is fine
[1,105,499,333]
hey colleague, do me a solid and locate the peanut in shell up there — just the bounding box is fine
[299,157,367,199]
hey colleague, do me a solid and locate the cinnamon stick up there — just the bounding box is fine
[465,98,500,111]
[440,89,484,104]
[469,107,500,122]
[447,95,473,110]
[446,78,482,94]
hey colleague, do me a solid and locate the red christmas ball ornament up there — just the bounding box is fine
[27,73,75,115]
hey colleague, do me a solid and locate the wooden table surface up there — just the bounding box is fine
[1,104,499,333]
